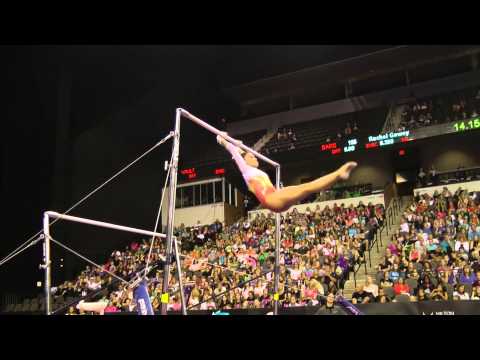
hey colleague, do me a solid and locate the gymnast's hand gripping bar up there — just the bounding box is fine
[178,108,280,168]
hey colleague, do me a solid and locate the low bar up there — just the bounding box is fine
[179,108,280,168]
[45,212,166,239]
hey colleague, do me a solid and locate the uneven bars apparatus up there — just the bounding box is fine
[163,108,282,315]
[42,211,179,315]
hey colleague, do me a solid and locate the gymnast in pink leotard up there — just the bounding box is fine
[217,134,357,213]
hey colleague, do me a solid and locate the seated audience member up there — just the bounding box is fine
[364,276,379,297]
[375,288,391,303]
[351,285,375,305]
[393,277,411,296]
[453,284,470,300]
[315,292,343,315]
[418,168,426,185]
[416,288,429,302]
[471,286,480,300]
[429,284,449,301]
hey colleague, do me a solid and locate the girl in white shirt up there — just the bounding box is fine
[453,284,470,300]
[470,286,480,300]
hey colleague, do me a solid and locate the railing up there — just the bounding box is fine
[381,103,396,133]
[351,196,403,288]
[416,166,480,188]
[253,127,278,152]
[314,183,373,203]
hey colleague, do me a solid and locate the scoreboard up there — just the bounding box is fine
[179,117,480,180]
[179,167,226,181]
[320,130,413,156]
[320,117,480,157]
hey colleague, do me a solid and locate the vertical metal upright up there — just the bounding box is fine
[273,165,281,315]
[43,213,52,315]
[173,236,187,315]
[161,108,183,315]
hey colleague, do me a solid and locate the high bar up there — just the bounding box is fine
[45,212,167,239]
[178,108,280,168]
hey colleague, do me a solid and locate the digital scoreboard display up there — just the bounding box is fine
[316,122,478,158]
[320,130,414,156]
[364,130,413,150]
[321,139,358,156]
[452,118,480,132]
[320,131,413,156]
[179,167,226,181]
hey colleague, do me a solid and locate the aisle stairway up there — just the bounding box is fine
[342,196,412,299]
[253,127,278,152]
[382,104,408,133]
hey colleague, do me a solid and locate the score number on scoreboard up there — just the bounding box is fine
[453,118,480,132]
[321,138,358,155]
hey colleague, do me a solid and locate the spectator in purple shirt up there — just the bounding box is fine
[458,266,477,285]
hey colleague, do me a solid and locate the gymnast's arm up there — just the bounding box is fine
[218,135,250,174]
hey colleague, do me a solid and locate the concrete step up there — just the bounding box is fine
[340,198,412,300]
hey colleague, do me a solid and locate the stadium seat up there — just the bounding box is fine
[29,300,39,312]
[395,294,411,302]
[383,287,395,299]
[21,299,31,312]
[406,279,418,293]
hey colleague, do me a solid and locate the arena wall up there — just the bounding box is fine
[414,180,480,197]
[248,192,385,219]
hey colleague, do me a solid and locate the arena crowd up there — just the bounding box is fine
[351,187,480,305]
[57,201,384,314]
[39,184,480,314]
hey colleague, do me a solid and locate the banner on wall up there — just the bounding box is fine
[133,280,154,316]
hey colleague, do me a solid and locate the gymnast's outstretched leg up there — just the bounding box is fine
[262,162,357,212]
[217,133,357,213]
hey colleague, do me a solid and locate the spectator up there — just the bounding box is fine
[453,284,470,300]
[429,284,448,301]
[351,284,374,304]
[471,286,480,300]
[364,276,379,297]
[417,288,429,302]
[418,168,426,186]
[458,266,477,285]
[316,292,342,314]
[429,165,438,185]
[375,288,391,303]
[393,277,410,296]
[345,123,352,136]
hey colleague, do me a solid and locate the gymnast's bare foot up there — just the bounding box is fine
[337,162,358,181]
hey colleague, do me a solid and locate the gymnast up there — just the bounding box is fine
[217,133,357,213]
